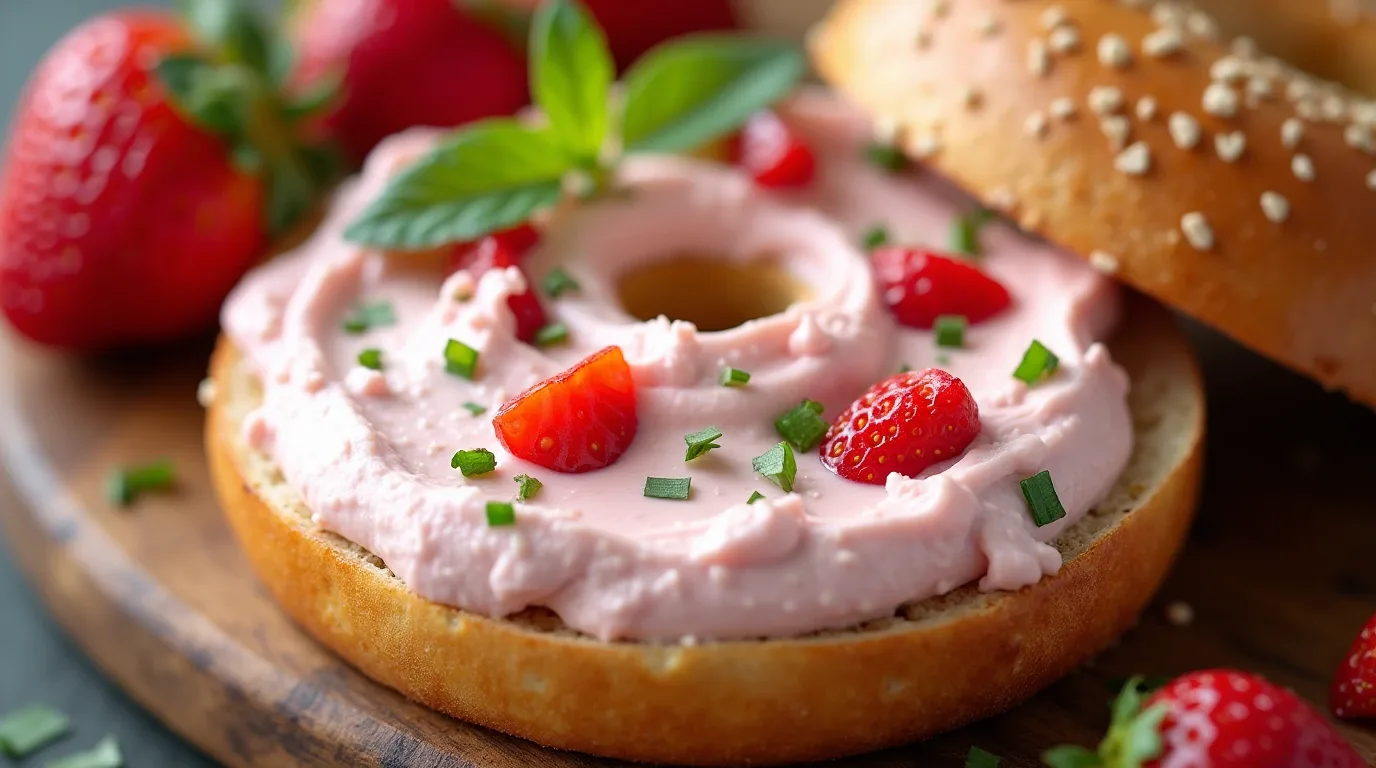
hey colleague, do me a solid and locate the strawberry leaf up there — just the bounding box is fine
[530,0,612,164]
[1041,746,1101,768]
[620,36,804,154]
[175,0,271,75]
[345,119,571,249]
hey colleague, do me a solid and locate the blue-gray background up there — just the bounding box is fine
[1,4,215,765]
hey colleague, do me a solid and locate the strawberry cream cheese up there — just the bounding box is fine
[221,92,1132,642]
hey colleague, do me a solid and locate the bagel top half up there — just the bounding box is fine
[811,0,1376,406]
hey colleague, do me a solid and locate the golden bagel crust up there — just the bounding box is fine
[206,299,1203,766]
[811,0,1376,407]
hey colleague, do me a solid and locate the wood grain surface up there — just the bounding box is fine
[1,322,1374,767]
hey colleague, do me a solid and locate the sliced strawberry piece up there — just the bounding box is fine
[871,247,1012,330]
[493,346,637,473]
[1332,613,1376,719]
[450,225,546,343]
[734,111,816,189]
[820,368,980,485]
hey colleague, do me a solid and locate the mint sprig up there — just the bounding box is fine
[346,0,804,251]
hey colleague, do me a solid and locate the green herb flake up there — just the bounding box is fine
[747,490,766,504]
[864,142,909,172]
[752,441,797,492]
[862,224,890,250]
[1020,470,1066,527]
[44,735,122,768]
[514,474,543,501]
[0,704,69,758]
[534,322,570,347]
[541,267,581,297]
[462,402,487,416]
[342,300,396,335]
[950,207,993,256]
[774,399,829,453]
[105,460,176,507]
[965,746,1000,768]
[485,501,517,527]
[719,367,751,387]
[444,338,479,379]
[357,348,384,370]
[451,448,497,477]
[684,426,723,461]
[1012,339,1060,385]
[644,476,692,500]
[898,362,913,373]
[934,315,967,349]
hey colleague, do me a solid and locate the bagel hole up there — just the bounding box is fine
[617,255,809,331]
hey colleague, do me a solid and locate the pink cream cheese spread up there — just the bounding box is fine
[221,91,1132,642]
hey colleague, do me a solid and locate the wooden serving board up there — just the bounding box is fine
[2,326,1375,768]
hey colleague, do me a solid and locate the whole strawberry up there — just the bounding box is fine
[1331,612,1376,720]
[492,0,740,69]
[290,0,530,162]
[1044,671,1366,768]
[0,4,334,349]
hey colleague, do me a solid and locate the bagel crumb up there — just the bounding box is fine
[1039,5,1069,30]
[974,12,1000,36]
[1088,86,1124,115]
[1165,601,1195,627]
[1027,39,1050,77]
[1292,153,1316,181]
[1202,83,1240,117]
[1260,191,1290,223]
[1049,26,1081,53]
[197,378,218,408]
[1024,111,1049,138]
[1050,97,1077,120]
[1181,212,1214,251]
[1136,96,1157,121]
[1097,34,1131,69]
[1101,116,1131,149]
[1114,141,1152,175]
[1141,27,1183,58]
[1281,118,1304,149]
[1368,169,1376,190]
[1089,250,1120,274]
[1168,112,1202,150]
[1214,132,1246,162]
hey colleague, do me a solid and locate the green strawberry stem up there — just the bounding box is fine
[1042,678,1169,768]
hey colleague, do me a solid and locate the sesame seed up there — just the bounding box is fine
[1168,112,1202,149]
[1245,76,1273,105]
[1024,111,1048,138]
[987,187,1017,210]
[1210,56,1245,83]
[1142,27,1183,57]
[1114,141,1152,175]
[1088,86,1125,115]
[1049,26,1080,53]
[1287,78,1316,102]
[1202,83,1240,117]
[1180,212,1214,251]
[1214,131,1246,162]
[1166,601,1196,627]
[1186,11,1219,39]
[1281,118,1304,149]
[1027,39,1050,77]
[1101,116,1131,149]
[1345,123,1375,154]
[1097,34,1132,68]
[1040,5,1069,29]
[1292,153,1316,181]
[1368,169,1376,190]
[1089,250,1120,274]
[1150,3,1185,26]
[1049,97,1077,120]
[1323,94,1347,121]
[1136,96,1158,120]
[1260,191,1289,223]
[908,132,942,158]
[1295,100,1321,121]
[1231,35,1258,56]
[961,86,981,109]
[975,12,1000,36]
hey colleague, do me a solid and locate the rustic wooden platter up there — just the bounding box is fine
[2,325,1375,767]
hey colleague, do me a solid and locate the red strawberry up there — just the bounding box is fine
[1332,613,1376,719]
[734,111,816,189]
[0,9,332,349]
[494,0,740,70]
[493,346,637,473]
[820,368,980,485]
[449,225,546,344]
[871,247,1012,330]
[290,0,529,162]
[1044,671,1367,768]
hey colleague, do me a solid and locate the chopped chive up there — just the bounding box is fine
[105,460,175,507]
[451,448,496,477]
[444,338,479,379]
[752,441,797,492]
[862,224,890,250]
[774,399,829,453]
[513,474,543,501]
[485,501,516,527]
[1012,339,1060,385]
[965,746,1001,768]
[747,490,766,504]
[0,704,70,758]
[935,315,967,349]
[461,402,487,416]
[684,426,723,461]
[719,367,751,387]
[950,208,993,256]
[342,300,396,335]
[357,348,384,370]
[534,321,569,347]
[864,142,909,172]
[644,476,691,500]
[44,735,121,768]
[935,352,952,366]
[1020,470,1066,526]
[898,362,913,373]
[541,267,580,297]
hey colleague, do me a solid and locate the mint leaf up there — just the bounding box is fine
[531,0,612,163]
[345,119,571,249]
[621,36,804,153]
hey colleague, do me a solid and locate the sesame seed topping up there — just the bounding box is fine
[1089,250,1120,274]
[1214,131,1246,162]
[1181,212,1214,251]
[1295,100,1321,121]
[1049,26,1080,53]
[1281,118,1304,149]
[1136,96,1158,121]
[1114,141,1152,175]
[974,12,1000,36]
[1088,86,1125,115]
[1210,56,1245,83]
[1292,153,1316,181]
[1097,34,1132,69]
[1186,11,1219,39]
[1049,97,1077,121]
[1260,191,1290,223]
[1168,112,1202,149]
[1142,27,1183,58]
[1150,3,1185,26]
[1202,83,1240,117]
[1024,111,1048,138]
[1231,35,1258,56]
[1245,76,1273,106]
[1101,116,1131,149]
[1345,123,1375,154]
[908,132,942,159]
[1027,39,1050,77]
[1368,169,1376,190]
[1040,5,1069,30]
[1322,94,1347,121]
